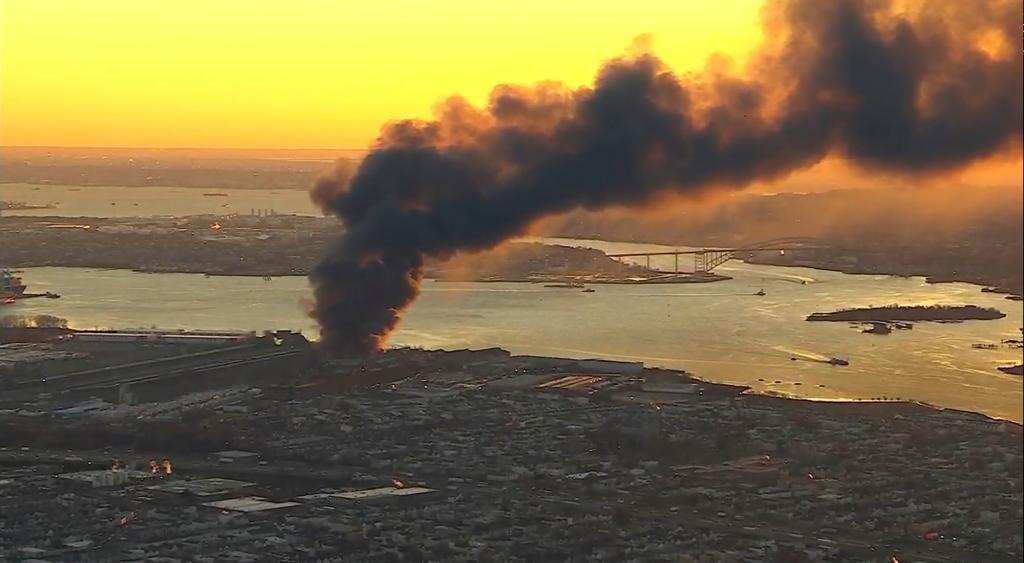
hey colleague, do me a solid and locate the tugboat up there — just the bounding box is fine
[1,270,59,302]
[1,269,27,300]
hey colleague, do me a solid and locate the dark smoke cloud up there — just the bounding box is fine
[310,0,1023,356]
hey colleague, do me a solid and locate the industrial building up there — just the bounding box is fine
[200,496,301,513]
[55,469,152,488]
[146,478,257,502]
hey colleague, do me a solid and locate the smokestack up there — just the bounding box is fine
[310,0,1023,356]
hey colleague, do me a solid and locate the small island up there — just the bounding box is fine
[807,304,1006,323]
[998,364,1023,376]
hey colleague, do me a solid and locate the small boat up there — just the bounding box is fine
[544,282,585,289]
[582,288,596,293]
[827,357,849,366]
[203,192,229,197]
[754,289,766,296]
[972,343,998,350]
[862,322,891,335]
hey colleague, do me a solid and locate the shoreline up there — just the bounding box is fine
[736,391,1022,426]
[436,273,732,285]
[5,320,1019,424]
[4,217,1019,296]
[745,256,1023,298]
[998,364,1023,376]
[607,367,1020,426]
[10,260,1014,295]
[2,321,1015,427]
[7,236,1020,423]
[806,304,1006,323]
[538,232,1022,298]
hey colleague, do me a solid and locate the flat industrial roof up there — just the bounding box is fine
[211,450,260,458]
[328,486,436,500]
[201,496,301,513]
[536,375,606,390]
[56,470,151,481]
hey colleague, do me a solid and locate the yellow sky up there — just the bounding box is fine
[1,0,764,149]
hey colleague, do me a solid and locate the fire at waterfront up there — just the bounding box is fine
[1,0,1022,561]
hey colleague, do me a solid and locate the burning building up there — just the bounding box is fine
[309,0,1022,357]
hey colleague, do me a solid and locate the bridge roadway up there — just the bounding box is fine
[606,246,802,258]
[604,238,829,273]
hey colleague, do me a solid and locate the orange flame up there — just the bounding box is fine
[392,478,405,489]
[210,222,222,230]
[648,400,662,411]
[148,459,159,474]
[162,459,173,475]
[890,557,901,563]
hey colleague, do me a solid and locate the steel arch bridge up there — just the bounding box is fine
[606,237,826,274]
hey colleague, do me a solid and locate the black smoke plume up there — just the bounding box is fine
[310,0,1023,356]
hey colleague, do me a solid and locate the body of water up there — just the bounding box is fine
[1,183,319,217]
[7,237,1022,421]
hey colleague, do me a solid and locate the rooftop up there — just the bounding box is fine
[201,496,301,513]
[211,450,260,459]
[325,486,437,500]
[146,478,255,497]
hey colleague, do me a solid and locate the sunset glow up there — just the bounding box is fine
[1,0,763,149]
